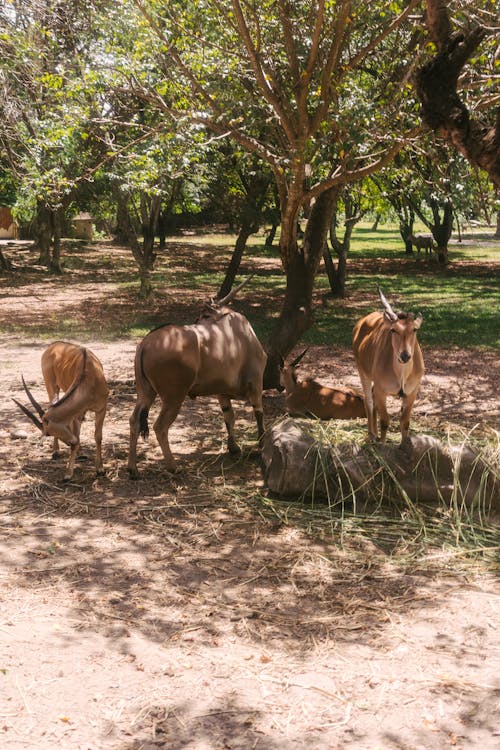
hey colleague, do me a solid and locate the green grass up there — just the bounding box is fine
[1,223,498,350]
[156,223,499,350]
[309,273,500,348]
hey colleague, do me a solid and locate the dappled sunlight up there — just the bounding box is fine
[1,236,498,749]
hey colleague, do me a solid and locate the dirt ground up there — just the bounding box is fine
[0,240,499,750]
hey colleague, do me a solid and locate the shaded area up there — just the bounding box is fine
[0,238,499,749]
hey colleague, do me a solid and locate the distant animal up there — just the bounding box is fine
[352,288,424,443]
[127,277,267,477]
[279,349,366,420]
[13,341,109,480]
[408,233,435,257]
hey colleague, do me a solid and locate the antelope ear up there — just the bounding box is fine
[414,313,423,329]
[278,353,285,368]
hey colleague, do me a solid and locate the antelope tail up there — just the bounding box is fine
[139,407,150,440]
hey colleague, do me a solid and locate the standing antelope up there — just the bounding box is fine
[280,349,366,420]
[14,341,109,480]
[352,288,424,443]
[408,233,435,258]
[127,277,267,477]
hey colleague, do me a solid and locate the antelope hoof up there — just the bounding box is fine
[399,435,413,451]
[227,440,241,456]
[159,455,179,473]
[52,450,63,460]
[96,468,106,477]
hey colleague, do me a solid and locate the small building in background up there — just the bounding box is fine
[0,207,18,239]
[72,212,94,240]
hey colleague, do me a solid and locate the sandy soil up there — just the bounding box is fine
[0,240,499,750]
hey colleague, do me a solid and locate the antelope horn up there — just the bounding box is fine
[290,347,309,368]
[21,375,44,417]
[377,286,398,322]
[12,399,43,431]
[215,274,255,307]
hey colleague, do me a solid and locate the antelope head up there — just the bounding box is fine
[279,347,309,391]
[378,287,423,364]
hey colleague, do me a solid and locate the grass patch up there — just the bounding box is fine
[1,225,498,350]
[310,273,500,348]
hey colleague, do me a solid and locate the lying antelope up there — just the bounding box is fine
[128,277,267,477]
[408,233,435,258]
[280,349,366,420]
[352,288,424,443]
[14,341,109,480]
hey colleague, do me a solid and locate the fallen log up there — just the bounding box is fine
[262,419,499,515]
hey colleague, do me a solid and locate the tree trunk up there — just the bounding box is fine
[33,201,53,266]
[495,211,500,239]
[0,248,12,272]
[455,211,462,242]
[157,213,167,249]
[432,201,453,264]
[113,186,136,246]
[264,255,315,389]
[140,193,161,273]
[217,219,256,299]
[49,208,63,274]
[322,245,337,293]
[138,263,153,298]
[331,248,348,297]
[399,217,415,255]
[371,213,381,231]
[324,187,357,298]
[264,187,339,388]
[264,221,278,248]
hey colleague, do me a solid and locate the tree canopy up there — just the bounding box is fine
[1,1,498,380]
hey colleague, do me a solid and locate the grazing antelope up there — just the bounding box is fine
[408,233,435,258]
[127,277,267,477]
[280,349,366,420]
[352,288,424,443]
[13,341,109,480]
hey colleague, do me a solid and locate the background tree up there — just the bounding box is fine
[0,0,111,271]
[323,182,372,298]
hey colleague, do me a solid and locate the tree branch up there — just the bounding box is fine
[416,0,500,188]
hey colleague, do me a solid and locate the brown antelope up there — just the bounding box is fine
[13,341,109,480]
[127,277,267,477]
[280,349,366,420]
[408,233,435,258]
[352,288,424,443]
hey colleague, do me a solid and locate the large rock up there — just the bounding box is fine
[262,419,499,514]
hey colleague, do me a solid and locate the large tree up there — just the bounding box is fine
[124,0,424,384]
[416,0,500,188]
